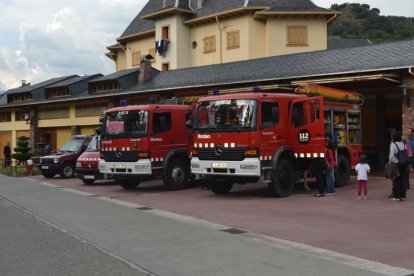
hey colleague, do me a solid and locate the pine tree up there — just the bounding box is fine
[12,136,32,162]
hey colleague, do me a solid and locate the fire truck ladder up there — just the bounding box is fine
[295,83,364,105]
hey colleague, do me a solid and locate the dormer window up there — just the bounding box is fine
[46,88,70,99]
[9,93,33,103]
[89,81,120,93]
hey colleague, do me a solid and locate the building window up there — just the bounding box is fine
[46,88,70,99]
[204,36,216,53]
[162,62,170,71]
[0,112,11,122]
[38,107,69,120]
[162,26,170,40]
[9,93,33,103]
[89,81,120,93]
[132,51,141,67]
[287,26,308,46]
[149,48,156,63]
[75,103,107,117]
[227,31,240,49]
[15,111,27,121]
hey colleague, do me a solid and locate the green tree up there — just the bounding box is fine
[12,136,32,162]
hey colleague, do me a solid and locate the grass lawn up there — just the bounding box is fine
[0,165,40,177]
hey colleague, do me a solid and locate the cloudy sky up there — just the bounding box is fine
[0,0,413,92]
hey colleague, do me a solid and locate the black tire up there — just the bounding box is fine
[118,177,140,190]
[207,180,233,195]
[42,172,55,178]
[335,155,350,187]
[163,158,190,190]
[60,163,75,178]
[268,159,295,197]
[82,179,95,185]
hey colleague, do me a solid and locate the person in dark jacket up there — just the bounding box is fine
[3,142,11,167]
[388,131,408,201]
[313,157,327,197]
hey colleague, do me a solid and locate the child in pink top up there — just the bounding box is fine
[355,155,370,200]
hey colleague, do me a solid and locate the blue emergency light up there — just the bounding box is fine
[120,99,127,106]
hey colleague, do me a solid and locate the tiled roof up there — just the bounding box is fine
[46,74,102,89]
[328,38,372,50]
[6,76,77,95]
[89,68,139,82]
[119,0,334,39]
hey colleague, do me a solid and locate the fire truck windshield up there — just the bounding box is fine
[194,99,257,132]
[103,110,148,137]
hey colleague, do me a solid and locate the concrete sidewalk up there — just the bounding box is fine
[0,174,412,276]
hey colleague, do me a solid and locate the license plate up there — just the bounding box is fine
[212,162,227,168]
[41,166,49,169]
[84,175,95,179]
[116,164,126,169]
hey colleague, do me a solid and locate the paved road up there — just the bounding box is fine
[0,174,412,276]
[28,173,414,271]
[0,196,150,276]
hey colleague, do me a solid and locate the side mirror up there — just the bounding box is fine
[95,127,102,135]
[185,120,193,129]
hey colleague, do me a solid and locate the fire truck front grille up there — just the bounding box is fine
[197,148,245,161]
[103,151,139,162]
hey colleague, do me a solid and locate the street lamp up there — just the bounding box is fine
[24,113,31,125]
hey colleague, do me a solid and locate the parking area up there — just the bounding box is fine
[28,174,414,270]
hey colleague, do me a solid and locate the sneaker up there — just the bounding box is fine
[314,193,324,197]
[391,198,400,201]
[363,196,367,200]
[303,183,311,191]
[325,192,336,196]
[357,196,361,200]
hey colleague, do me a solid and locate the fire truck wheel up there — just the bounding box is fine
[82,179,95,185]
[335,155,350,187]
[164,158,189,190]
[60,163,75,178]
[207,180,233,195]
[268,159,295,197]
[42,172,55,178]
[118,177,140,190]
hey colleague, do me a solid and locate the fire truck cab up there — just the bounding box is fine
[190,84,362,197]
[98,104,192,190]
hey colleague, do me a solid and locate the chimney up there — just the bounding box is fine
[138,54,153,84]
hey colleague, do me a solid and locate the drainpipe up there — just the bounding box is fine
[215,16,223,64]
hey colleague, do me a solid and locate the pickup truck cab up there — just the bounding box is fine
[38,135,92,178]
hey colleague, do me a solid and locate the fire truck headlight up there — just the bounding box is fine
[240,164,257,170]
[135,164,150,170]
[99,164,105,170]
[191,163,200,169]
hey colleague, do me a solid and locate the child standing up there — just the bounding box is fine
[355,155,370,200]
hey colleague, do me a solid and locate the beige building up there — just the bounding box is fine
[106,0,339,72]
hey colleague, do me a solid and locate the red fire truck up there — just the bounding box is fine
[190,83,363,197]
[98,104,193,190]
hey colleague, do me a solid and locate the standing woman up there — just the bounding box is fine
[325,138,336,195]
[389,131,408,201]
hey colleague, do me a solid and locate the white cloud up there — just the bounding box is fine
[0,0,145,91]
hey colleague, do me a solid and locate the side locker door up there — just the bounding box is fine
[150,112,173,167]
[288,96,325,158]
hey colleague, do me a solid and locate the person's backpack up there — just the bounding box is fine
[394,142,411,166]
